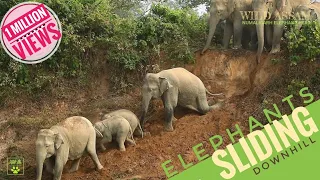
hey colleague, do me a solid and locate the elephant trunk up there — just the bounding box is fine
[36,146,46,180]
[140,92,152,130]
[256,22,264,63]
[202,14,219,54]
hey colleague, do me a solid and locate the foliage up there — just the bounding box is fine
[286,22,320,65]
[0,0,113,99]
[0,0,209,98]
[287,79,306,96]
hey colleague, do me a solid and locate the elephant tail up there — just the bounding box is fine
[205,88,224,97]
[137,122,144,138]
[128,126,136,144]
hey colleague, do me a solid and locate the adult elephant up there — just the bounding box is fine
[253,0,310,63]
[140,68,223,132]
[36,116,103,180]
[294,2,320,29]
[202,0,254,53]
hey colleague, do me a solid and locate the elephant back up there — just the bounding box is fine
[160,67,206,94]
[58,116,93,130]
[102,109,139,132]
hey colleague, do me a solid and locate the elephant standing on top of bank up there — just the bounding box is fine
[253,0,310,63]
[293,2,320,29]
[202,0,254,53]
[140,67,223,132]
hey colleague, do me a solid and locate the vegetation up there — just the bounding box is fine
[0,0,209,98]
[286,22,320,65]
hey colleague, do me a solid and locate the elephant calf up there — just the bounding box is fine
[100,109,143,138]
[94,116,136,151]
[36,116,103,180]
[141,67,223,132]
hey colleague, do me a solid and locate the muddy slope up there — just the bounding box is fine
[0,50,283,180]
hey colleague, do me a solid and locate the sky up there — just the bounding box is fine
[194,4,207,16]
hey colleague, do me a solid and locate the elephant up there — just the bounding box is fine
[202,0,254,53]
[253,0,310,63]
[140,67,223,132]
[100,109,143,138]
[294,2,320,29]
[36,116,103,180]
[94,115,136,151]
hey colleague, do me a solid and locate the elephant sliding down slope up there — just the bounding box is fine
[36,116,103,180]
[140,68,223,132]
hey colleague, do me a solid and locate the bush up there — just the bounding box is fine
[286,22,320,65]
[0,1,209,96]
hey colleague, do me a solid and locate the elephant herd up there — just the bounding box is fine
[202,0,320,63]
[35,68,224,180]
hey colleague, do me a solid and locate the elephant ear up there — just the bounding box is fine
[54,133,64,149]
[159,77,173,95]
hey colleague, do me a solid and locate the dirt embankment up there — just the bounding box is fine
[0,50,284,180]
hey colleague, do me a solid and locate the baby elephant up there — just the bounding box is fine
[94,115,136,151]
[36,116,103,180]
[100,109,143,138]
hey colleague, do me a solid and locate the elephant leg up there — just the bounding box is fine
[185,104,200,112]
[270,23,284,54]
[53,157,66,180]
[68,158,81,173]
[197,96,222,115]
[222,20,233,49]
[45,157,55,174]
[86,134,104,170]
[161,90,178,132]
[250,28,258,50]
[117,136,126,151]
[270,11,284,54]
[164,105,174,132]
[265,24,273,48]
[232,12,243,49]
[99,138,110,151]
[172,117,177,122]
[126,138,136,146]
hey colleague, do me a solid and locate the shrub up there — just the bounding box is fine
[286,22,320,65]
[0,1,209,96]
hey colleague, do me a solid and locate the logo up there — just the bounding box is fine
[0,2,62,64]
[7,156,24,175]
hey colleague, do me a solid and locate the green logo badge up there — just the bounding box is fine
[7,157,24,175]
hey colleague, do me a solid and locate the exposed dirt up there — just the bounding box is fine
[0,50,287,180]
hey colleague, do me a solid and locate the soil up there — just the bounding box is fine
[0,49,311,180]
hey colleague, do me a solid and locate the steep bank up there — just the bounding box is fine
[0,50,290,180]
